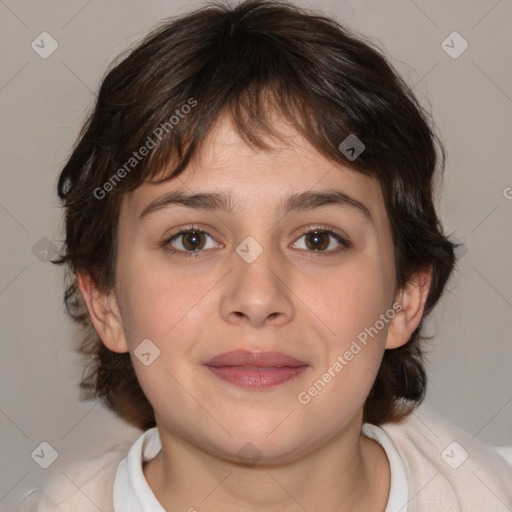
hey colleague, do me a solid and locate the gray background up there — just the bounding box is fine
[1,0,511,510]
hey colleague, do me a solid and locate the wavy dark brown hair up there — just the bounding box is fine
[55,0,458,430]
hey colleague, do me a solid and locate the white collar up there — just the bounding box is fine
[113,424,407,511]
[113,427,164,511]
[363,423,409,512]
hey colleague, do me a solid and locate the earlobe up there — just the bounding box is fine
[385,266,432,350]
[76,271,129,353]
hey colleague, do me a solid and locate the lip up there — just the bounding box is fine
[204,350,309,389]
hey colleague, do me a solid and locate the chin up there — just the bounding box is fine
[201,425,309,466]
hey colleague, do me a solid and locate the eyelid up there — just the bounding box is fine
[294,224,347,241]
[291,224,351,252]
[162,224,223,255]
[162,223,350,256]
[163,223,223,244]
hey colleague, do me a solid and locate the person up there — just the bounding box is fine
[24,0,512,510]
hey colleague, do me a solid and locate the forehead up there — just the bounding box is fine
[122,111,388,227]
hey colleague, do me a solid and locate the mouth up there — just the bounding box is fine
[203,350,309,389]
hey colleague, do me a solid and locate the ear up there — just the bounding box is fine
[385,266,432,350]
[76,271,129,353]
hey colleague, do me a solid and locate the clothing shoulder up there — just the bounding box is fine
[380,405,512,511]
[24,441,134,512]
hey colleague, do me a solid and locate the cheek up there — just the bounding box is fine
[115,268,212,413]
[312,258,392,349]
[295,295,386,430]
[116,262,216,351]
[297,352,381,430]
[296,256,391,408]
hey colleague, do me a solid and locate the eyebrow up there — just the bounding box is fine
[138,188,373,223]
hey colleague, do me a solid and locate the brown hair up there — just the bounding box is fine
[55,0,458,430]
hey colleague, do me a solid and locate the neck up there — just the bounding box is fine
[143,417,390,512]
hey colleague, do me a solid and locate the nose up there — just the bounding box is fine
[219,241,295,328]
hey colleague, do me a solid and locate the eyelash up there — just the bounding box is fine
[162,224,351,258]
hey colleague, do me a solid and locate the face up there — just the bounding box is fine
[105,112,404,463]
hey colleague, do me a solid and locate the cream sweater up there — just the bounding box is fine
[22,406,512,511]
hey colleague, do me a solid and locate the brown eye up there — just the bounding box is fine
[165,229,219,256]
[304,231,330,250]
[292,228,349,254]
[181,231,207,251]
